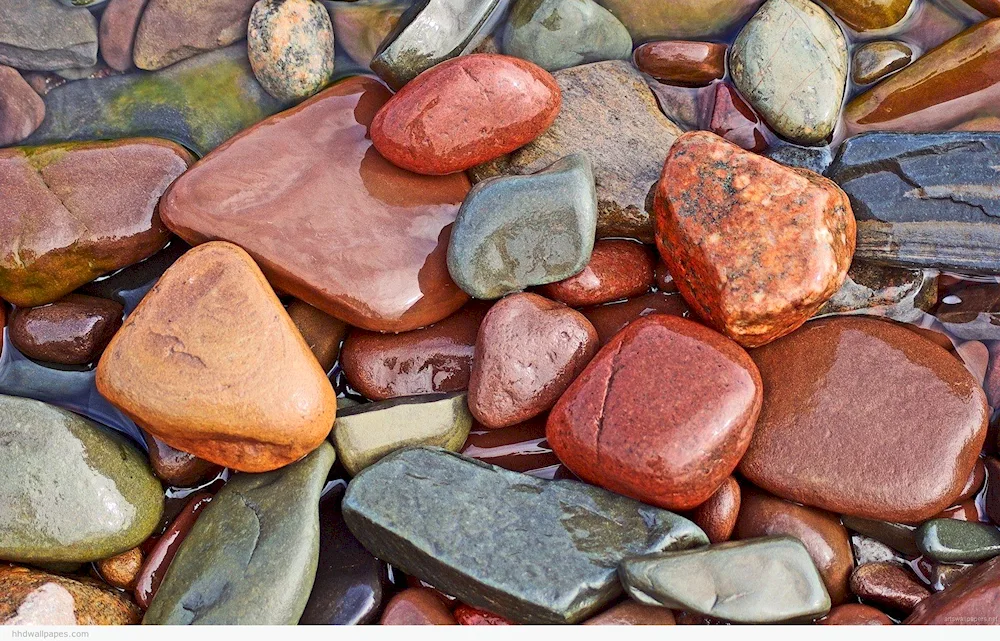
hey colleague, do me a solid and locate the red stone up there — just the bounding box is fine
[633,41,727,87]
[454,605,512,625]
[689,476,740,543]
[958,458,987,503]
[536,240,655,307]
[851,563,930,616]
[818,604,894,625]
[371,54,561,175]
[906,556,1000,624]
[380,588,457,625]
[583,601,676,625]
[581,291,689,346]
[546,314,762,511]
[708,82,772,153]
[0,66,44,146]
[654,131,856,348]
[460,416,567,479]
[99,0,149,72]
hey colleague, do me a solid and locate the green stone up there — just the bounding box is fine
[342,447,707,624]
[0,395,163,564]
[333,393,472,476]
[143,443,336,625]
[917,519,1000,564]
[620,536,831,623]
[842,516,919,556]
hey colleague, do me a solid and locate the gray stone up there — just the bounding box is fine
[248,0,336,101]
[0,0,98,71]
[0,395,163,564]
[449,153,597,300]
[730,0,848,145]
[815,260,937,323]
[917,519,1000,564]
[143,442,335,624]
[501,0,632,72]
[620,536,831,623]
[842,516,919,556]
[342,447,707,624]
[764,142,833,174]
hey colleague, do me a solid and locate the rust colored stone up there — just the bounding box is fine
[690,476,741,543]
[0,66,44,146]
[906,556,1000,624]
[287,299,346,373]
[708,82,773,153]
[8,294,123,366]
[99,0,150,71]
[380,588,457,625]
[0,565,141,625]
[633,41,727,87]
[582,291,689,346]
[142,430,221,488]
[824,0,912,31]
[95,547,144,591]
[536,240,655,307]
[818,604,894,625]
[851,562,930,615]
[454,604,512,625]
[134,492,212,609]
[583,601,676,625]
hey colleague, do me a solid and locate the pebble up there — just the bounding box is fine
[142,431,221,487]
[819,604,894,625]
[287,300,346,373]
[690,477,741,544]
[741,317,989,522]
[468,293,598,428]
[95,547,143,591]
[583,601,676,625]
[9,294,123,366]
[851,562,930,615]
[144,443,335,624]
[707,81,772,152]
[0,66,44,146]
[633,41,727,86]
[98,0,148,71]
[595,0,764,41]
[917,519,1000,563]
[0,395,163,564]
[0,138,192,308]
[247,0,335,101]
[0,565,140,625]
[655,131,855,347]
[380,588,457,625]
[730,0,848,145]
[342,447,707,624]
[95,242,337,473]
[448,154,597,300]
[824,0,913,31]
[133,0,257,70]
[906,556,1000,623]
[816,261,937,323]
[852,41,913,85]
[134,492,212,609]
[537,240,656,307]
[842,516,920,556]
[0,0,98,71]
[581,291,689,345]
[547,314,762,510]
[620,536,831,623]
[460,415,565,478]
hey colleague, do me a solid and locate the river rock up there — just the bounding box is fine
[620,536,831,623]
[917,519,1000,563]
[828,132,1000,274]
[851,562,930,615]
[595,0,763,42]
[380,588,457,625]
[816,261,936,322]
[133,0,257,70]
[161,76,469,332]
[690,477,741,543]
[655,131,855,347]
[906,556,1000,624]
[0,66,44,146]
[96,242,338,473]
[740,317,989,522]
[0,565,140,625]
[460,415,564,478]
[0,0,98,71]
[287,300,346,373]
[247,0,335,101]
[0,395,163,564]
[853,41,913,85]
[343,447,708,624]
[99,0,148,71]
[581,291,689,345]
[583,601,676,625]
[730,0,848,145]
[707,81,773,152]
[143,431,221,487]
[819,604,894,625]
[547,314,762,510]
[9,294,123,366]
[537,240,656,307]
[824,0,912,31]
[134,492,211,609]
[96,548,143,591]
[938,284,1000,339]
[634,41,727,86]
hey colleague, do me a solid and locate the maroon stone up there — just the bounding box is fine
[536,240,656,307]
[99,0,150,71]
[708,82,773,153]
[0,66,44,147]
[453,605,512,625]
[134,492,212,609]
[142,431,221,488]
[818,604,894,625]
[380,588,457,625]
[459,416,568,480]
[8,294,123,366]
[689,476,740,543]
[581,291,689,346]
[851,562,931,616]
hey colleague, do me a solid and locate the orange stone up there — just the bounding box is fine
[633,41,727,87]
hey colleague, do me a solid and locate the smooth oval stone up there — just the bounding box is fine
[144,442,335,624]
[581,291,689,346]
[634,41,727,86]
[333,393,472,476]
[690,476,741,544]
[819,604,894,625]
[98,0,148,71]
[583,601,676,625]
[850,562,930,615]
[842,516,920,556]
[0,394,163,564]
[142,431,220,488]
[740,317,989,523]
[247,0,335,101]
[287,300,346,373]
[502,0,632,72]
[730,0,848,145]
[448,153,597,300]
[380,588,457,625]
[133,0,257,71]
[824,0,912,31]
[917,519,1000,563]
[134,492,211,609]
[343,447,708,624]
[620,536,831,623]
[460,415,565,478]
[0,0,97,71]
[96,547,143,591]
[9,294,123,366]
[853,41,913,85]
[0,138,192,308]
[547,314,762,511]
[537,240,655,307]
[0,565,140,625]
[371,54,560,176]
[595,0,763,42]
[905,556,1000,623]
[0,66,44,146]
[816,260,937,323]
[161,76,469,332]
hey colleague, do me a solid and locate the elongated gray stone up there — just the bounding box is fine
[620,536,831,623]
[917,519,1000,564]
[342,447,707,624]
[143,442,335,625]
[0,0,98,71]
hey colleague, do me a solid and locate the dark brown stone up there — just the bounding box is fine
[851,562,931,616]
[9,294,122,365]
[689,476,740,543]
[142,431,221,488]
[460,416,566,479]
[633,41,726,86]
[581,291,689,346]
[287,299,346,373]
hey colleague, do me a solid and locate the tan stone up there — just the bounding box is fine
[0,565,140,625]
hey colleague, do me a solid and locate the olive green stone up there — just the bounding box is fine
[620,536,832,623]
[842,516,920,556]
[917,519,1000,564]
[143,442,335,625]
[0,395,163,565]
[852,41,912,85]
[343,447,708,624]
[595,0,762,42]
[333,392,473,476]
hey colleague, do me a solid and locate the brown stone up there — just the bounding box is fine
[536,240,655,307]
[958,458,986,503]
[380,588,457,625]
[690,476,741,543]
[134,492,211,609]
[740,317,989,523]
[95,548,143,591]
[633,41,726,86]
[583,601,676,625]
[986,458,1000,525]
[0,565,140,625]
[8,294,123,365]
[287,299,346,373]
[818,604,894,625]
[460,416,566,479]
[654,131,856,348]
[469,293,598,429]
[0,66,44,147]
[824,0,913,31]
[96,241,338,473]
[454,604,513,625]
[142,430,221,487]
[581,292,689,346]
[906,556,1000,624]
[851,562,930,616]
[132,0,258,71]
[852,41,913,85]
[707,82,773,153]
[595,0,764,42]
[99,0,149,71]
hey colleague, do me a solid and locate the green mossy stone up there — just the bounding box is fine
[917,519,1000,564]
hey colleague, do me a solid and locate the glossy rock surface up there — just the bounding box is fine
[852,41,913,85]
[917,519,1000,563]
[825,0,912,31]
[134,492,211,609]
[9,294,123,366]
[537,240,655,307]
[690,477,741,544]
[905,556,1000,624]
[634,41,726,86]
[581,291,689,346]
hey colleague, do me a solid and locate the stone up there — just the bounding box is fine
[763,142,833,174]
[25,45,290,157]
[547,314,762,510]
[819,604,894,625]
[161,77,469,332]
[953,116,1000,131]
[581,291,689,345]
[828,132,1000,274]
[938,285,1000,339]
[842,516,920,556]
[824,0,912,31]
[96,242,338,473]
[846,19,1000,134]
[690,477,741,544]
[0,395,163,564]
[730,0,848,145]
[583,601,676,625]
[343,447,708,624]
[333,393,472,476]
[371,0,508,89]
[380,588,457,625]
[99,0,149,71]
[852,41,913,85]
[468,293,598,428]
[816,261,937,323]
[144,443,335,624]
[654,131,855,347]
[740,317,989,522]
[905,556,1000,624]
[460,415,565,478]
[143,431,221,488]
[247,0,336,101]
[9,294,123,366]
[134,492,211,609]
[287,300,346,373]
[502,0,632,72]
[0,66,44,146]
[917,519,1000,564]
[96,548,143,591]
[473,60,682,242]
[0,566,140,625]
[133,0,257,70]
[633,41,726,86]
[537,240,656,307]
[707,81,773,153]
[595,0,763,42]
[850,562,930,615]
[454,605,512,625]
[324,0,407,66]
[963,0,1000,16]
[937,499,983,522]
[620,536,831,623]
[0,138,192,308]
[0,0,97,71]
[958,458,987,503]
[735,489,853,605]
[448,154,597,300]
[340,303,488,400]
[372,54,560,176]
[647,81,713,131]
[987,458,1000,525]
